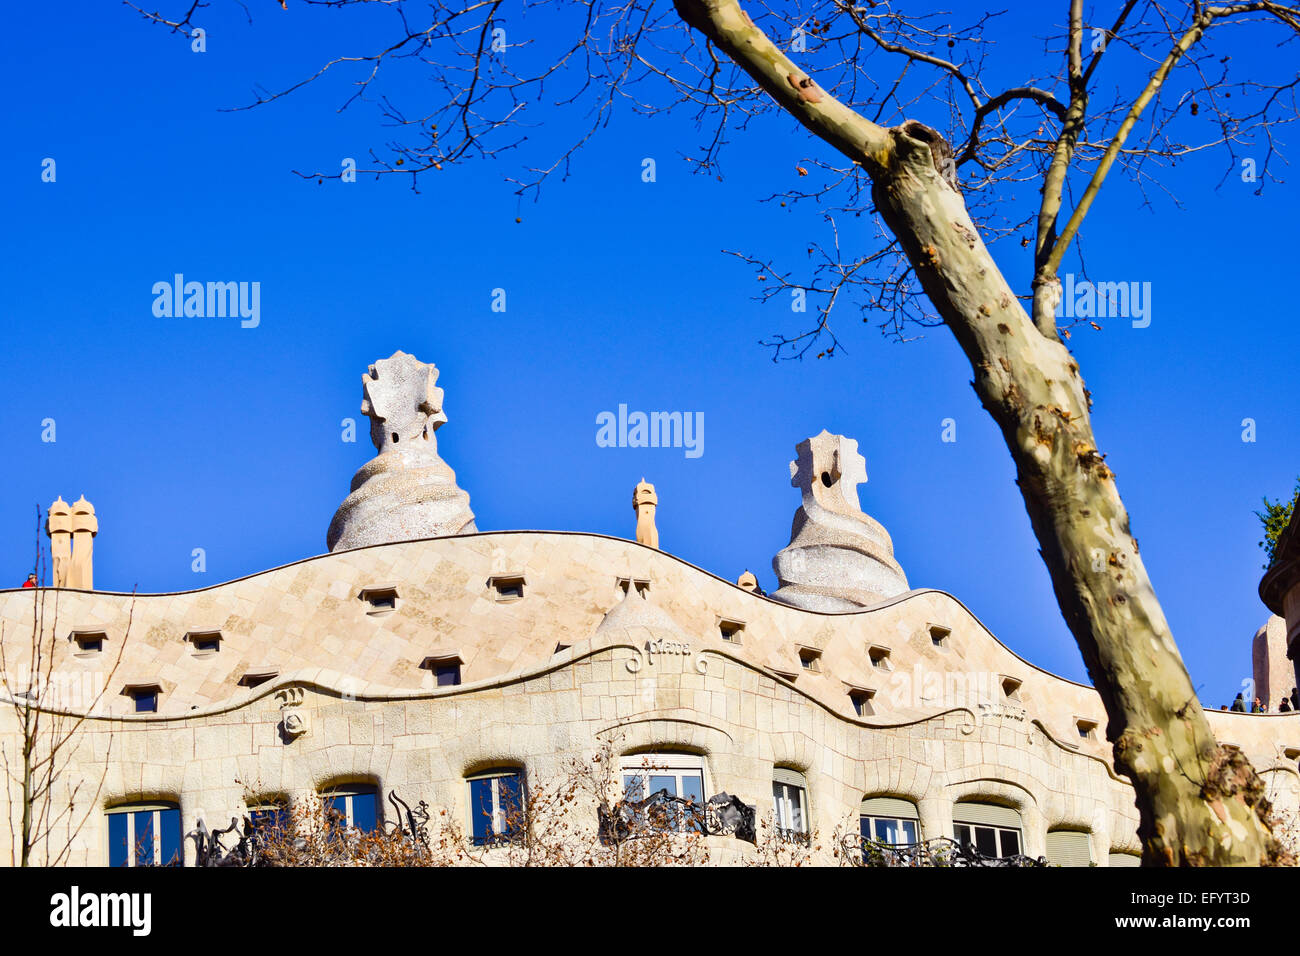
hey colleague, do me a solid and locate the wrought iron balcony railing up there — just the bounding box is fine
[850,835,1047,867]
[597,789,757,845]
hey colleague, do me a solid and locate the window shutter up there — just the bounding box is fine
[860,796,920,820]
[952,801,1021,829]
[773,767,806,788]
[1108,851,1141,867]
[1046,829,1092,867]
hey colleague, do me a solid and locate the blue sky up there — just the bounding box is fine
[2,1,1296,708]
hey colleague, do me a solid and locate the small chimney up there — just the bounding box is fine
[633,478,659,550]
[46,496,97,590]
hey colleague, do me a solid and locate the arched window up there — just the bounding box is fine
[1046,829,1093,867]
[620,753,705,832]
[467,769,526,847]
[107,802,181,867]
[860,796,919,846]
[952,801,1023,858]
[771,768,809,840]
[320,784,378,833]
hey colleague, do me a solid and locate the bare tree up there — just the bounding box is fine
[0,509,132,866]
[208,747,719,866]
[127,0,1300,863]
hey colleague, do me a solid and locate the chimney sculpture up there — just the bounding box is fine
[46,495,97,589]
[327,351,477,551]
[633,479,659,549]
[770,431,908,611]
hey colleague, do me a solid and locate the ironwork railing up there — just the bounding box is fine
[598,790,757,845]
[850,835,1047,867]
[190,790,432,866]
[774,826,812,847]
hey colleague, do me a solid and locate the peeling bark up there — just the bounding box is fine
[675,0,1284,864]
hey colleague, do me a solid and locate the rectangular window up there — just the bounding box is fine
[849,689,875,717]
[468,771,525,846]
[72,630,106,655]
[488,575,526,602]
[772,781,808,837]
[620,755,706,833]
[718,619,744,643]
[186,630,222,655]
[322,786,378,833]
[248,804,288,839]
[238,670,278,688]
[130,688,159,713]
[108,805,181,867]
[954,822,1022,858]
[862,816,918,846]
[360,586,400,614]
[421,655,463,686]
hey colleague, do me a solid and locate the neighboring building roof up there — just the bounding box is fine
[1260,505,1300,615]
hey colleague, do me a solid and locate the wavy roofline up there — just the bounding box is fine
[0,527,1185,697]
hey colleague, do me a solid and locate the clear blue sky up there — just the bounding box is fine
[2,2,1296,709]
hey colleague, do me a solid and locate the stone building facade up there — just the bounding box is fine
[2,352,1297,867]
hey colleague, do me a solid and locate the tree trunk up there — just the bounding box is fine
[672,0,1283,864]
[872,128,1279,865]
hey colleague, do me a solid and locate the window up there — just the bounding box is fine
[717,618,745,644]
[1001,677,1023,701]
[71,629,106,656]
[952,802,1023,859]
[467,770,526,847]
[616,577,651,596]
[421,654,462,686]
[107,803,181,867]
[246,800,289,848]
[238,670,278,688]
[248,803,288,833]
[124,684,161,713]
[929,625,951,647]
[321,784,378,833]
[860,796,920,847]
[1076,718,1099,741]
[868,645,892,670]
[186,629,221,655]
[1046,829,1093,867]
[772,769,809,840]
[848,688,875,717]
[359,586,399,614]
[487,574,526,602]
[797,647,821,672]
[620,753,705,832]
